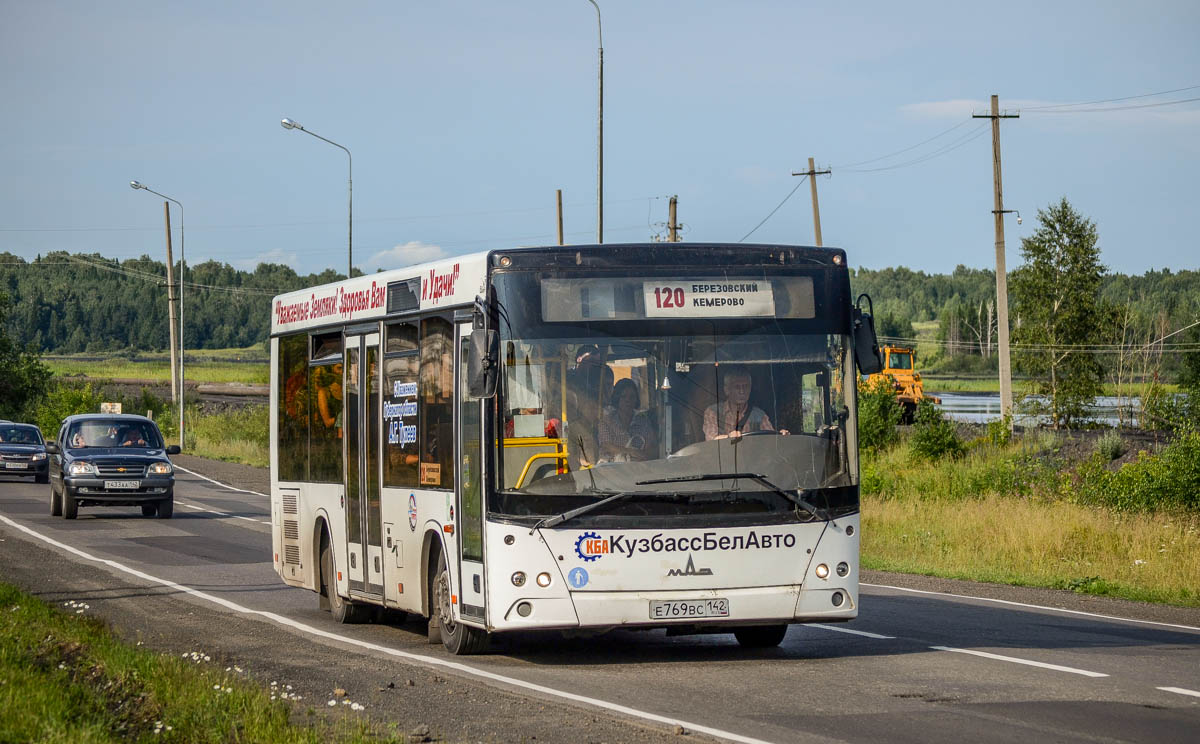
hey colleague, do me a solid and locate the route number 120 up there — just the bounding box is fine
[653,286,686,309]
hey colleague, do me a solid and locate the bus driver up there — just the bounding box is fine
[703,365,788,440]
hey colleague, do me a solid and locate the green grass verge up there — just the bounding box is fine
[45,348,268,385]
[184,406,270,468]
[0,583,398,743]
[861,434,1200,606]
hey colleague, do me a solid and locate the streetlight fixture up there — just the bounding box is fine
[130,180,186,450]
[281,118,353,277]
[584,0,603,243]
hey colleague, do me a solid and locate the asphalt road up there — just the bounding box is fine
[1,462,1198,744]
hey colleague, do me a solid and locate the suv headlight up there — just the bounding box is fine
[68,461,96,476]
[32,453,47,461]
[148,462,172,475]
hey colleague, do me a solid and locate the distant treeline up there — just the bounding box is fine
[0,252,344,353]
[1,252,1197,364]
[851,264,1200,378]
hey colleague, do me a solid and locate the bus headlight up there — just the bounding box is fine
[148,462,172,475]
[536,572,552,587]
[68,461,96,476]
[511,571,526,587]
[814,563,830,580]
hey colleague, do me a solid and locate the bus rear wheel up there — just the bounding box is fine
[733,624,788,648]
[433,552,489,655]
[320,535,369,624]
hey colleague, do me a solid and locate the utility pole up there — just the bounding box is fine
[162,202,179,404]
[791,158,831,246]
[668,195,679,242]
[556,189,564,246]
[974,94,1019,427]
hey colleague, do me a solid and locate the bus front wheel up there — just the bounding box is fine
[733,624,788,648]
[320,535,369,624]
[433,551,489,655]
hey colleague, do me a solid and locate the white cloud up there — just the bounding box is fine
[231,248,298,271]
[368,241,447,270]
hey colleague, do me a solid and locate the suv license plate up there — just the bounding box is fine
[104,480,139,489]
[650,598,730,620]
[4,462,28,469]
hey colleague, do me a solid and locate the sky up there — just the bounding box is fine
[2,0,1198,283]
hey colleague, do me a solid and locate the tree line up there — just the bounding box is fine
[0,252,343,353]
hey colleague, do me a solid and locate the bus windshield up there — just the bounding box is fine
[489,269,859,523]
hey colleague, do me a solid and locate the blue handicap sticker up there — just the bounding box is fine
[568,567,589,588]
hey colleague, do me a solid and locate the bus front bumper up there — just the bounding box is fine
[492,583,858,632]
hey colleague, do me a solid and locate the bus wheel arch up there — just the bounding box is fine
[314,517,332,609]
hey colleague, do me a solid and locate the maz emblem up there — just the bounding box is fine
[667,554,713,577]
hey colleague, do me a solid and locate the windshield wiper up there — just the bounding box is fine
[529,491,685,534]
[636,472,829,521]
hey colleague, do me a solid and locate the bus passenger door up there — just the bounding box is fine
[344,331,385,600]
[455,322,486,621]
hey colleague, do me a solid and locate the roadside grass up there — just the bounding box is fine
[185,405,270,468]
[45,350,268,385]
[861,434,1200,606]
[0,583,399,744]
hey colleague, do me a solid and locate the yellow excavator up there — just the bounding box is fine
[862,345,940,424]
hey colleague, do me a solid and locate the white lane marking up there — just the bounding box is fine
[0,513,786,744]
[864,582,1200,633]
[930,645,1108,678]
[1157,686,1200,698]
[174,465,267,498]
[809,623,895,639]
[179,501,270,525]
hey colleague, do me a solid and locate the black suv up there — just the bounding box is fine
[0,423,49,483]
[46,414,180,519]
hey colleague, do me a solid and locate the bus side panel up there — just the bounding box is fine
[380,486,451,615]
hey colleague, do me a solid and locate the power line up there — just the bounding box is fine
[841,124,989,173]
[833,118,974,169]
[1024,96,1200,114]
[738,176,806,243]
[1021,84,1200,110]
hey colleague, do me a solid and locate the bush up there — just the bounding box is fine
[858,376,901,451]
[1076,430,1200,511]
[986,414,1013,446]
[1095,430,1123,461]
[33,381,106,436]
[909,399,965,461]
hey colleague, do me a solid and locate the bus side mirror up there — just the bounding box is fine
[853,295,884,375]
[468,328,500,399]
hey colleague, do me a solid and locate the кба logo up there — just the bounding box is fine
[574,531,609,562]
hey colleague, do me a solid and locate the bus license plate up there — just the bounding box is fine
[650,598,729,620]
[4,462,28,469]
[104,480,139,489]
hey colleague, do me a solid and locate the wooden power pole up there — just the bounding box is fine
[974,95,1019,426]
[792,158,831,246]
[668,195,679,242]
[556,189,564,245]
[162,202,179,404]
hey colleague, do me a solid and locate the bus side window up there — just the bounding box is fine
[277,333,309,481]
[418,317,455,490]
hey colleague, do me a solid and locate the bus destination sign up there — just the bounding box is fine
[643,280,776,318]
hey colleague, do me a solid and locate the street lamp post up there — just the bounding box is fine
[130,181,186,449]
[281,118,353,277]
[585,0,603,243]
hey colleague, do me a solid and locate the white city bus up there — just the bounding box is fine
[270,243,882,654]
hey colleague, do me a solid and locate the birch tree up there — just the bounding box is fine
[1010,198,1108,428]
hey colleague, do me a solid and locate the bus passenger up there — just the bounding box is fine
[703,366,787,440]
[599,379,655,462]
